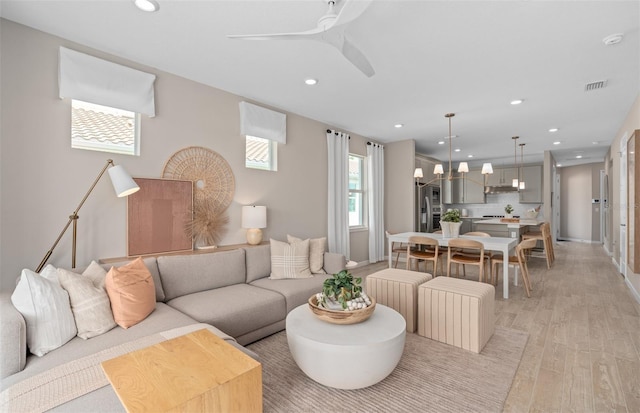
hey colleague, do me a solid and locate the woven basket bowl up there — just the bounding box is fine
[308,295,376,325]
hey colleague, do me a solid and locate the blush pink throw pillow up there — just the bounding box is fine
[105,257,156,329]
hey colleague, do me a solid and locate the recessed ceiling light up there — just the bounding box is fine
[394,123,403,128]
[443,135,458,139]
[557,163,563,167]
[549,128,558,133]
[438,141,445,145]
[553,141,561,145]
[592,141,599,145]
[510,99,523,105]
[576,155,583,159]
[467,154,473,158]
[603,33,624,46]
[304,78,318,85]
[134,0,159,12]
[454,148,461,152]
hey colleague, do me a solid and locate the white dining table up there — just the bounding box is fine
[387,232,518,299]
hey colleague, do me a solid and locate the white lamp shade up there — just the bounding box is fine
[108,165,140,197]
[512,178,519,188]
[519,181,526,189]
[413,168,424,179]
[481,163,494,174]
[242,206,267,229]
[457,162,469,173]
[433,164,444,175]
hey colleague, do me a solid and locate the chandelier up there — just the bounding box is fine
[414,113,493,187]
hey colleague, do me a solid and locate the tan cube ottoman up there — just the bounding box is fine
[417,277,495,353]
[366,268,432,333]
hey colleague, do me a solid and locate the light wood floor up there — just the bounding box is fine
[351,242,640,413]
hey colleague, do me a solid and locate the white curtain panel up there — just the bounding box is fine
[367,143,385,263]
[326,130,350,259]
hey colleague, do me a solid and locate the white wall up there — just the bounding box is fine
[0,19,378,291]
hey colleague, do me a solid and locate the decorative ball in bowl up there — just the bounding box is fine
[308,294,376,325]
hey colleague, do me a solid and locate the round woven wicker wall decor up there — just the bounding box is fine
[162,146,235,214]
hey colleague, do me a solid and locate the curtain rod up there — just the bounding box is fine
[367,142,383,148]
[326,129,350,139]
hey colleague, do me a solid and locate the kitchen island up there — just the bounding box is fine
[473,218,542,239]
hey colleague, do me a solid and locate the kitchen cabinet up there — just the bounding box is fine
[519,165,543,203]
[460,218,473,234]
[486,167,518,186]
[442,171,485,204]
[463,170,486,203]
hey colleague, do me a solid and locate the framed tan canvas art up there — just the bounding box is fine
[127,178,193,256]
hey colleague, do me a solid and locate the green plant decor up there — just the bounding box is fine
[504,204,514,214]
[321,270,363,309]
[442,209,461,222]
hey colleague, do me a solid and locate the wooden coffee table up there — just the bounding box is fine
[101,329,262,412]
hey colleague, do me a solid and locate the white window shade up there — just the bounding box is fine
[239,101,286,144]
[59,47,156,117]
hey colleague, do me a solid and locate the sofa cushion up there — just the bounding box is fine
[287,235,327,274]
[57,264,116,339]
[250,273,333,313]
[11,265,77,357]
[245,244,271,283]
[105,258,156,329]
[101,257,165,302]
[158,249,247,301]
[166,284,286,339]
[270,238,312,279]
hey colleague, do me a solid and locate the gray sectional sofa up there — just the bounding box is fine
[0,244,346,412]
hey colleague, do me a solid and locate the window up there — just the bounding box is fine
[246,135,277,171]
[71,100,140,156]
[349,154,366,228]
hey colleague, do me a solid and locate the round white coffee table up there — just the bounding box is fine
[285,303,406,389]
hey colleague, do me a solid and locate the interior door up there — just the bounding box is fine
[553,167,560,242]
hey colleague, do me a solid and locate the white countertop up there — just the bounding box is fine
[475,218,542,228]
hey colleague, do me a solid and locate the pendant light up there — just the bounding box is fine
[519,143,526,190]
[414,113,493,186]
[512,136,520,188]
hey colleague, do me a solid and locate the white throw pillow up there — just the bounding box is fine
[11,265,77,356]
[287,235,327,274]
[270,238,312,279]
[57,262,116,339]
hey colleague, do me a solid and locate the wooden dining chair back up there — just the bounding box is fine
[522,222,554,269]
[491,238,537,297]
[456,232,492,277]
[406,236,442,276]
[386,230,409,268]
[447,238,485,282]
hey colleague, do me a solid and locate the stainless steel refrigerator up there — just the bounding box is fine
[415,184,441,233]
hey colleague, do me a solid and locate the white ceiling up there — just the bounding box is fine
[2,0,639,168]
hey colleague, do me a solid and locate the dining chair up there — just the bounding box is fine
[490,238,537,297]
[456,232,492,277]
[406,236,442,276]
[522,222,553,269]
[386,230,410,268]
[447,238,485,282]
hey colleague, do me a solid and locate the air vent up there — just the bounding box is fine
[585,80,607,92]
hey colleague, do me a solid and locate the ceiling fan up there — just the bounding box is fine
[227,0,375,77]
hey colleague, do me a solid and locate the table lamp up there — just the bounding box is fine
[35,159,139,272]
[242,206,267,245]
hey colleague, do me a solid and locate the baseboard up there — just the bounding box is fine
[557,237,600,244]
[625,278,640,304]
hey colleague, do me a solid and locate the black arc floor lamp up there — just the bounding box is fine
[35,159,140,273]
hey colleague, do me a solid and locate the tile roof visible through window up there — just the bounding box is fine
[72,104,135,149]
[246,137,269,164]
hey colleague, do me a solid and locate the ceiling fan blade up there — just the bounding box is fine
[333,0,373,27]
[340,36,375,77]
[227,26,323,41]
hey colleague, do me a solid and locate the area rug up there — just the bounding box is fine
[247,326,528,413]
